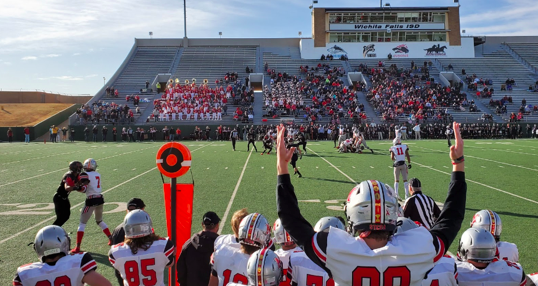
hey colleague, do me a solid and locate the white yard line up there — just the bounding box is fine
[465,145,538,157]
[416,146,538,172]
[413,161,538,205]
[1,151,79,165]
[307,147,358,184]
[218,150,253,234]
[0,145,157,188]
[0,143,213,245]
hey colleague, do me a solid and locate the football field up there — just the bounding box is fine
[0,138,537,283]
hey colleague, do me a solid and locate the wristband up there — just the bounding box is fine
[452,155,465,165]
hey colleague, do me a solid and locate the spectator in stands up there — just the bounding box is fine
[145,80,150,89]
[447,63,453,71]
[177,211,220,286]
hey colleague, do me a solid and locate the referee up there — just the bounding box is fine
[403,178,441,229]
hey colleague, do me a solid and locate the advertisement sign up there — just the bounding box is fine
[330,23,445,31]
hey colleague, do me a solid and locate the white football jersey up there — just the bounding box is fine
[321,226,443,286]
[214,234,241,251]
[85,171,102,197]
[109,238,175,286]
[275,246,302,285]
[343,139,352,146]
[390,144,408,162]
[422,256,458,286]
[497,241,519,262]
[289,250,334,286]
[456,259,526,286]
[13,253,96,286]
[212,244,249,286]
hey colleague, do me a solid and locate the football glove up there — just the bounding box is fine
[408,164,412,169]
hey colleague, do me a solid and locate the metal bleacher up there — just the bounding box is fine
[262,47,342,77]
[172,46,257,84]
[506,43,538,71]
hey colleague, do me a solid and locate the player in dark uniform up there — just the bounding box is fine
[297,132,307,154]
[247,127,258,152]
[53,161,83,226]
[261,135,273,155]
[287,139,303,178]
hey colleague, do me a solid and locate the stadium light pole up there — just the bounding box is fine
[184,0,187,38]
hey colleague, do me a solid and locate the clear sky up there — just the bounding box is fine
[0,0,534,95]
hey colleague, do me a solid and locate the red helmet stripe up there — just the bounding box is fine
[370,180,382,224]
[257,247,268,286]
[247,213,260,241]
[487,210,496,236]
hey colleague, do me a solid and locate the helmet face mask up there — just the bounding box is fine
[247,248,283,286]
[34,226,71,262]
[457,228,497,263]
[345,180,398,236]
[238,213,271,248]
[124,210,153,239]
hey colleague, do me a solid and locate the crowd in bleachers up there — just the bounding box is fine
[75,101,135,125]
[365,63,460,123]
[149,74,254,122]
[263,64,367,124]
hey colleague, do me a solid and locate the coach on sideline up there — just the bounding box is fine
[403,178,441,229]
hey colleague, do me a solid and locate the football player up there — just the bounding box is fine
[357,133,374,154]
[214,208,249,251]
[297,131,307,154]
[13,225,112,286]
[470,209,519,262]
[275,122,467,285]
[390,137,412,200]
[209,213,271,286]
[72,158,112,253]
[288,217,344,286]
[528,272,538,286]
[273,219,302,286]
[227,249,283,286]
[394,217,458,286]
[261,134,273,155]
[109,210,175,286]
[53,161,83,227]
[456,228,526,286]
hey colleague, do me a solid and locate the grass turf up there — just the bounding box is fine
[0,138,537,283]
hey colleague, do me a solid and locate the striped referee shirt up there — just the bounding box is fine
[403,191,441,229]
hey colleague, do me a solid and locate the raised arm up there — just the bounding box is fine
[430,121,466,251]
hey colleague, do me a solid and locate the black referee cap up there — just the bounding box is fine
[410,178,422,188]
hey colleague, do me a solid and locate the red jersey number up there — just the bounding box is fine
[124,258,157,286]
[396,147,403,156]
[306,274,335,286]
[36,275,72,286]
[223,269,248,285]
[352,266,410,286]
[95,176,100,188]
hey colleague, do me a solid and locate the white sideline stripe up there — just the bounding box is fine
[218,150,253,234]
[307,147,358,184]
[0,143,213,245]
[413,162,538,205]
[416,146,538,172]
[0,167,157,245]
[0,145,156,188]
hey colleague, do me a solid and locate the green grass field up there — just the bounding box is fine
[0,138,537,284]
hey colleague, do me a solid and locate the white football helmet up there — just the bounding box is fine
[124,210,153,239]
[314,216,345,232]
[238,213,271,247]
[34,225,71,262]
[394,217,420,235]
[83,158,98,172]
[393,138,401,146]
[457,228,496,263]
[470,209,502,240]
[345,180,399,236]
[273,219,294,246]
[247,248,283,286]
